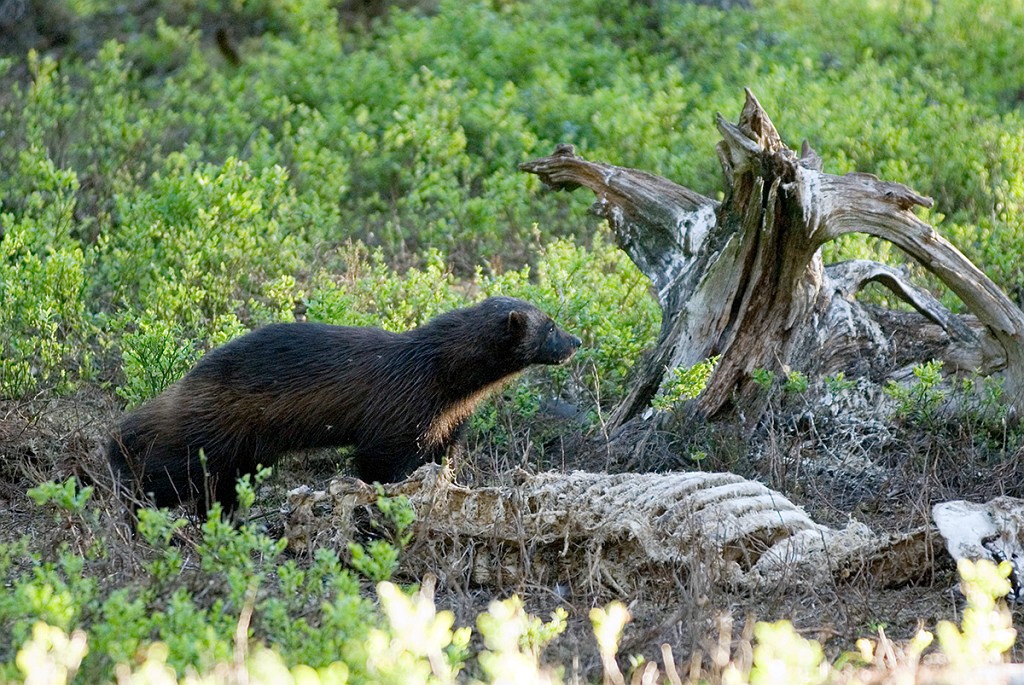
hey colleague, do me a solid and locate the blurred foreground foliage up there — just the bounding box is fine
[3,478,1019,683]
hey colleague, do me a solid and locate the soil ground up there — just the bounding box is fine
[4,384,1024,678]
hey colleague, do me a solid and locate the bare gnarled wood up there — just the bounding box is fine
[286,464,933,593]
[521,90,1024,428]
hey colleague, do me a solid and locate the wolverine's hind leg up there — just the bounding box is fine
[193,474,240,521]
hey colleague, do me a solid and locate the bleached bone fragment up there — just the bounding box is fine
[933,498,1024,600]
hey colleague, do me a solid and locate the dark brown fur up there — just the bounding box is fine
[108,297,581,514]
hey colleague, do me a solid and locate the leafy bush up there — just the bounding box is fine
[0,477,392,682]
[1,477,582,683]
[0,128,91,397]
[306,246,466,330]
[113,315,201,407]
[96,156,303,330]
[885,359,948,427]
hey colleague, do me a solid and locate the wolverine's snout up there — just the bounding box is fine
[549,332,582,365]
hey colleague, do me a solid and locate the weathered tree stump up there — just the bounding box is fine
[520,89,1024,430]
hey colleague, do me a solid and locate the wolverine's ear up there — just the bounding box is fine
[507,310,527,334]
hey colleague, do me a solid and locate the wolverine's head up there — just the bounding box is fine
[480,296,582,366]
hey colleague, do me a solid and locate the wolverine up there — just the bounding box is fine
[108,297,581,514]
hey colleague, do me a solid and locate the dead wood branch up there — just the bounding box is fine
[286,465,931,595]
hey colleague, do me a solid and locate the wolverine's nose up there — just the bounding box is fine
[570,335,582,348]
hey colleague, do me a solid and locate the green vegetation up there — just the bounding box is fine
[652,356,719,412]
[7,527,1020,683]
[4,0,1024,680]
[2,476,387,681]
[4,0,1024,402]
[885,359,949,427]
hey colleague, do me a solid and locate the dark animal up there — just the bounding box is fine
[108,297,581,515]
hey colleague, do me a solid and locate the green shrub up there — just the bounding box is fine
[884,360,947,427]
[347,488,416,583]
[96,157,302,331]
[113,314,201,406]
[0,146,91,398]
[306,246,466,330]
[783,370,810,395]
[0,477,384,681]
[652,356,719,412]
